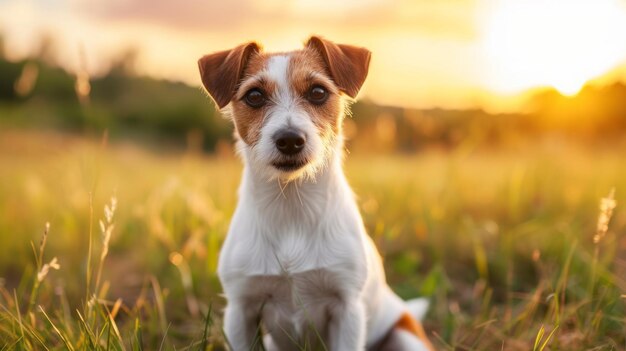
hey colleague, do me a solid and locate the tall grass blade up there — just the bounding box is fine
[539,325,559,351]
[76,309,97,348]
[134,318,144,351]
[158,323,171,351]
[39,306,75,351]
[198,303,213,351]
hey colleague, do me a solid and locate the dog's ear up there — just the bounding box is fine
[306,36,371,98]
[198,42,261,109]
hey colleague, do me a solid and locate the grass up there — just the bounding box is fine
[0,128,624,350]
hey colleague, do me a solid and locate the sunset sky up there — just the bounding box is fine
[2,0,626,112]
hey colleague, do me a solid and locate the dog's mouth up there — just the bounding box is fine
[272,159,309,172]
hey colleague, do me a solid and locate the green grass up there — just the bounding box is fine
[0,129,624,350]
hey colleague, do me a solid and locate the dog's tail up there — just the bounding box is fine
[406,297,429,321]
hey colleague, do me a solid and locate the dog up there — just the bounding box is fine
[198,36,434,351]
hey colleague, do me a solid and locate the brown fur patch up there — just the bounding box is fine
[198,42,261,109]
[230,52,274,145]
[394,312,435,350]
[289,48,343,135]
[306,36,371,98]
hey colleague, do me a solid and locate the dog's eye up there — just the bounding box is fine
[307,86,328,105]
[244,89,267,108]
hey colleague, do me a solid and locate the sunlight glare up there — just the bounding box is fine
[482,0,626,96]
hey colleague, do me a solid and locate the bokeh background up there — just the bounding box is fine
[0,0,625,350]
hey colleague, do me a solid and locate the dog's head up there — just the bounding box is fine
[198,36,371,181]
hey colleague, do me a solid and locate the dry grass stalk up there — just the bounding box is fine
[28,222,59,314]
[593,188,616,244]
[95,196,117,296]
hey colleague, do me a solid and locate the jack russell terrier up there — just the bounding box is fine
[198,36,434,351]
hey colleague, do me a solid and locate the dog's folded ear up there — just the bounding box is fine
[198,42,261,109]
[306,36,371,98]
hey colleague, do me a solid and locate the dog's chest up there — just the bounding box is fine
[236,229,362,293]
[244,268,346,306]
[243,268,351,343]
[260,229,346,273]
[222,209,363,276]
[222,226,367,325]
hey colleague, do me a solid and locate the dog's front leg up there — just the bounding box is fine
[328,300,366,351]
[224,301,258,351]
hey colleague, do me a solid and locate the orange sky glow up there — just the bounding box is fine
[1,0,626,112]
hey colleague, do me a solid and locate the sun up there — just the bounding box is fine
[481,0,626,96]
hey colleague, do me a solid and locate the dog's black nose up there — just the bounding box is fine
[274,130,306,155]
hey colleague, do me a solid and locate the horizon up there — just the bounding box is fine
[2,0,626,113]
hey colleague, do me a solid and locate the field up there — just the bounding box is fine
[0,129,624,350]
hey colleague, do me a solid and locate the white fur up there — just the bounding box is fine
[266,55,291,102]
[219,52,430,351]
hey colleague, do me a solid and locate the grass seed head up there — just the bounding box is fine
[37,257,60,282]
[594,188,616,244]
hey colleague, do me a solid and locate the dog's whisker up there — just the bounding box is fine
[277,178,288,199]
[293,181,304,207]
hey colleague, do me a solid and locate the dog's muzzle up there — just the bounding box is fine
[272,129,309,171]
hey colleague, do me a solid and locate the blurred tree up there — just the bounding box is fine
[110,48,140,76]
[0,33,5,59]
[0,59,22,100]
[35,35,57,66]
[527,83,626,139]
[1,33,626,152]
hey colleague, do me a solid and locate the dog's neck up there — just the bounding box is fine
[239,143,351,229]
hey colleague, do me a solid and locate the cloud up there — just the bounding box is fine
[70,0,260,31]
[69,0,479,39]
